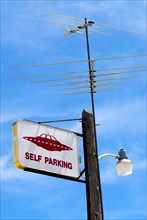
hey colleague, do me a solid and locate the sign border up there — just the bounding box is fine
[12,119,80,178]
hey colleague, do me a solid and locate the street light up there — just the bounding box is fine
[98,149,132,176]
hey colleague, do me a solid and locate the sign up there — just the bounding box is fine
[12,119,80,178]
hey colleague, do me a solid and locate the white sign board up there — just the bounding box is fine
[12,119,80,178]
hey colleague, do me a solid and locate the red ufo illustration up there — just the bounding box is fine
[23,133,73,152]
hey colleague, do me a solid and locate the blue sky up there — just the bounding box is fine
[0,1,146,220]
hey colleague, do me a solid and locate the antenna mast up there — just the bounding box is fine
[66,17,104,220]
[84,18,103,220]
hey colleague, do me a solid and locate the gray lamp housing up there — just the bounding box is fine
[115,149,132,176]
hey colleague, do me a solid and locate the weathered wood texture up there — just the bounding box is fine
[82,110,102,220]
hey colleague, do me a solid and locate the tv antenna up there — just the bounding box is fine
[37,12,145,220]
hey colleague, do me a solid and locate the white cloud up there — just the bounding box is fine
[105,207,146,220]
[134,159,146,170]
[0,154,32,182]
[2,1,146,47]
[68,1,146,33]
[100,163,118,184]
[96,97,146,140]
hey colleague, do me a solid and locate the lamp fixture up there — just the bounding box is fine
[98,149,132,176]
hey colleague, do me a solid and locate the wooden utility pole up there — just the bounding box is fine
[82,110,102,220]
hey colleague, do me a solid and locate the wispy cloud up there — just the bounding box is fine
[0,154,33,182]
[96,97,146,141]
[105,207,147,220]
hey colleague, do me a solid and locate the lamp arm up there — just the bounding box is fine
[98,153,119,160]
